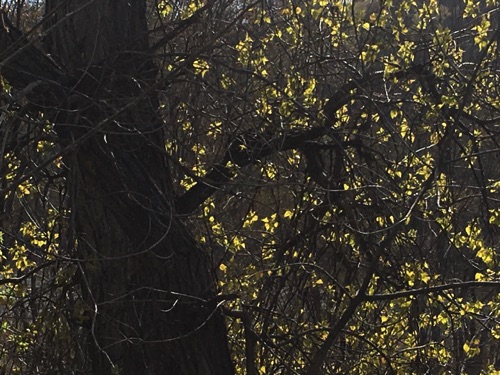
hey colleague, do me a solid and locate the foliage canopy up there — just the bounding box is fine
[0,0,500,374]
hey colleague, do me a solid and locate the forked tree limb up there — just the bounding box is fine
[0,11,68,101]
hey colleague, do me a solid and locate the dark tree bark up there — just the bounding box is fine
[1,2,234,374]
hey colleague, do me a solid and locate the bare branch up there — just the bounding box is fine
[365,281,500,302]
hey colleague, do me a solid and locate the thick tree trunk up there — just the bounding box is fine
[2,2,234,374]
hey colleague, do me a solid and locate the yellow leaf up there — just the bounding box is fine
[219,263,227,272]
[192,59,209,77]
[421,272,430,284]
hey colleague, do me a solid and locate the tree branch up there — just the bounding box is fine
[0,260,56,285]
[174,64,468,215]
[0,10,69,105]
[149,0,216,53]
[224,308,258,375]
[173,72,384,215]
[305,230,398,375]
[365,280,500,302]
[174,125,330,214]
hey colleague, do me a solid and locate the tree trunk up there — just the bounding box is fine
[36,1,234,374]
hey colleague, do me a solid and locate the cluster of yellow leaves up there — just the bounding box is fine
[159,0,500,372]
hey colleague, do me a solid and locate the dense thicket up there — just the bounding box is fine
[0,0,499,374]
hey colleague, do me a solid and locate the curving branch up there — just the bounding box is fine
[174,125,331,215]
[174,71,398,215]
[365,280,500,302]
